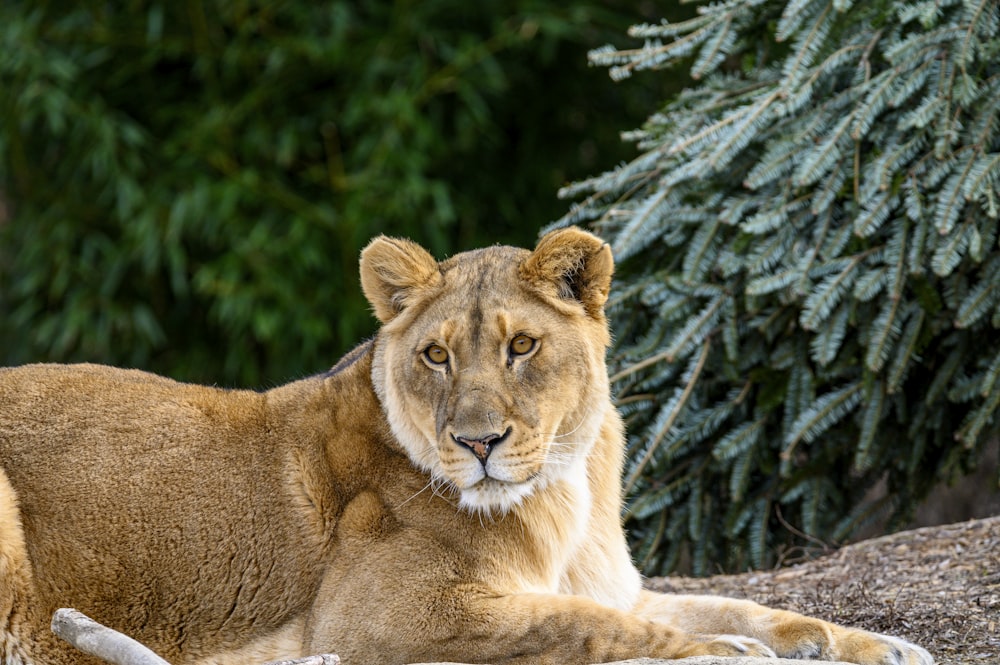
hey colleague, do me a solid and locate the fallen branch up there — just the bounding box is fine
[51,609,171,665]
[51,608,340,665]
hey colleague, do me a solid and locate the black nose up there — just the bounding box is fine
[454,429,509,464]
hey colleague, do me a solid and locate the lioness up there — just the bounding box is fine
[1,228,932,665]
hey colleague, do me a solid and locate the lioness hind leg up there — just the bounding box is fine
[1,469,88,665]
[635,590,934,665]
[1,467,35,664]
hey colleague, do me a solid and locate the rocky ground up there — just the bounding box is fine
[648,516,1000,664]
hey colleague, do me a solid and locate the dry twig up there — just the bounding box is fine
[51,609,171,665]
[50,609,340,665]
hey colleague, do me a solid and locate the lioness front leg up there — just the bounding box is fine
[451,592,779,664]
[307,587,775,664]
[635,589,933,664]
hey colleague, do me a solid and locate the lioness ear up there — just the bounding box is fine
[519,227,614,319]
[360,236,441,323]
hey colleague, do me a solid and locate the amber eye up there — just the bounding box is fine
[509,334,536,356]
[424,344,449,365]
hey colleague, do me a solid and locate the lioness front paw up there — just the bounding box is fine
[838,630,934,665]
[678,634,777,658]
[769,615,933,665]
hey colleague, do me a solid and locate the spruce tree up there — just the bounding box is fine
[556,0,1000,575]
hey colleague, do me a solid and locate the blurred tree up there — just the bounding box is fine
[558,0,1000,574]
[0,0,665,385]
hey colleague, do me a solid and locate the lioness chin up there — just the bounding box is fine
[1,227,932,665]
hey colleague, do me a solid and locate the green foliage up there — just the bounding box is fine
[559,0,1000,574]
[0,0,654,385]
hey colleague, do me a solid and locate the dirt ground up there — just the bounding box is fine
[647,516,1000,664]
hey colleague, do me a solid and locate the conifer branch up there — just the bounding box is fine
[624,339,711,495]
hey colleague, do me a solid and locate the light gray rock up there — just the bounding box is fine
[408,659,855,665]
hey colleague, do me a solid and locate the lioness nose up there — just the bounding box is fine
[454,431,506,464]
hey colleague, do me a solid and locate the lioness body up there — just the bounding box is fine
[1,228,932,665]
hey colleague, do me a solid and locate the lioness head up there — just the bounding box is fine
[361,227,614,514]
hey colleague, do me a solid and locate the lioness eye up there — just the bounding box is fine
[509,335,536,356]
[424,344,449,365]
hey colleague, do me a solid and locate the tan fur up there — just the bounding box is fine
[0,228,932,665]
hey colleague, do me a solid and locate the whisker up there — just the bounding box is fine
[431,478,460,505]
[397,478,436,509]
[402,473,460,510]
[547,443,600,459]
[549,414,593,439]
[396,477,444,510]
